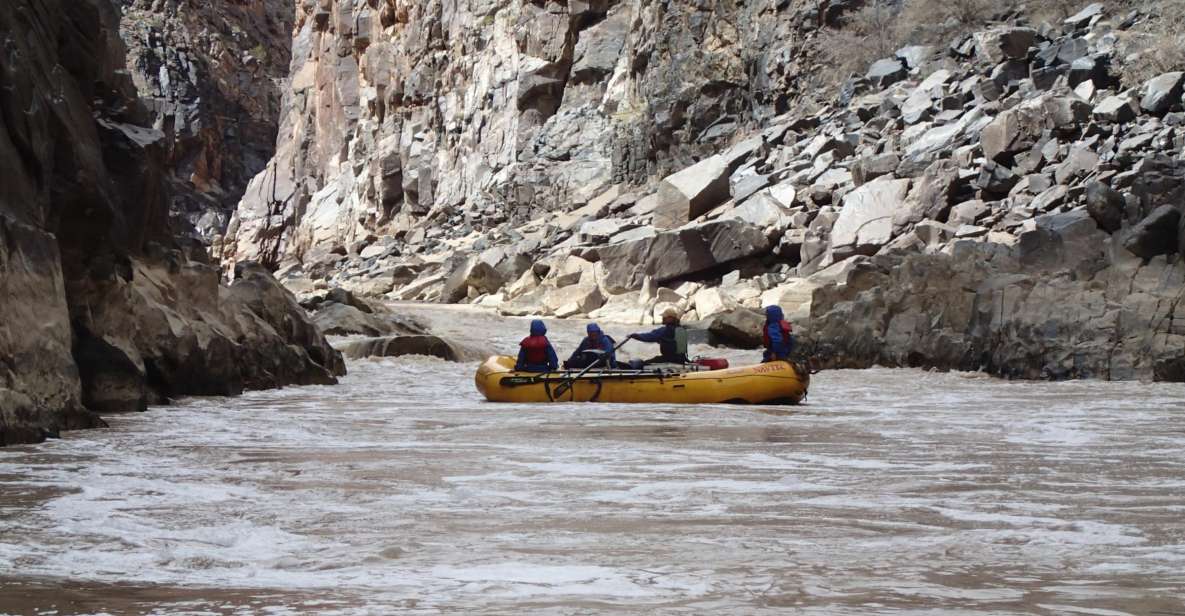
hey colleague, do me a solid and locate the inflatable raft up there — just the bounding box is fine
[474,355,809,405]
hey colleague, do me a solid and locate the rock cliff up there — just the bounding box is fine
[113,0,295,240]
[220,0,820,272]
[1,0,343,446]
[224,1,1183,382]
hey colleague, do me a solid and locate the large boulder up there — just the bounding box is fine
[312,303,428,337]
[973,27,1037,64]
[1140,72,1185,115]
[652,138,760,229]
[338,335,485,362]
[866,58,907,88]
[692,287,738,320]
[1123,205,1182,259]
[596,219,771,292]
[1085,182,1126,233]
[543,283,605,318]
[830,177,912,259]
[708,308,765,349]
[760,279,820,323]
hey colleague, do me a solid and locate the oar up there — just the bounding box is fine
[554,337,630,398]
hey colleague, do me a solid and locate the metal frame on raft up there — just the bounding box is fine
[499,361,813,388]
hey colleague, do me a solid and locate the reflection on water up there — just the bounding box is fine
[1,305,1185,615]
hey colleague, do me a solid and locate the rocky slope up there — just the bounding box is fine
[224,1,1183,382]
[1,0,343,446]
[219,0,824,274]
[113,0,294,240]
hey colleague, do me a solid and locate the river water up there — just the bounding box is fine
[2,306,1185,615]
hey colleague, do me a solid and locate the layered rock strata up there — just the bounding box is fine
[1,0,342,446]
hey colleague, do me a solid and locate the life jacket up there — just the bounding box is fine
[763,320,793,348]
[520,335,551,364]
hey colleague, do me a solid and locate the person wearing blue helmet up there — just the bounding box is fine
[564,323,618,370]
[762,305,795,362]
[515,319,559,372]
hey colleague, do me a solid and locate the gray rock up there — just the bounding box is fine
[1123,205,1182,259]
[1085,182,1125,233]
[973,28,1037,64]
[1065,3,1104,28]
[1054,147,1099,185]
[312,303,428,337]
[597,219,771,292]
[338,335,485,362]
[896,45,934,69]
[976,162,1020,196]
[1094,95,1137,122]
[1140,72,1185,115]
[867,58,907,88]
[831,177,911,258]
[708,308,766,349]
[851,153,901,186]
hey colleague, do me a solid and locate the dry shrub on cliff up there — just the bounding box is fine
[1114,0,1185,86]
[817,1,902,83]
[894,0,1003,45]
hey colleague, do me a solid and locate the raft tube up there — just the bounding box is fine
[474,355,809,405]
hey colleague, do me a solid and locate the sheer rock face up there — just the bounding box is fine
[222,0,816,271]
[1,0,341,446]
[113,0,295,241]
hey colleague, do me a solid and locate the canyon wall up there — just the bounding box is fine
[1,0,343,446]
[220,0,821,271]
[224,0,1184,382]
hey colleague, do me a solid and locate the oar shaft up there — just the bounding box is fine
[554,337,630,397]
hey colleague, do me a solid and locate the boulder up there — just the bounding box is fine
[441,255,505,303]
[692,287,737,320]
[867,58,907,88]
[725,193,793,229]
[596,219,771,292]
[1140,72,1185,115]
[312,302,428,337]
[708,308,766,349]
[1054,147,1099,185]
[760,279,819,323]
[1123,205,1182,259]
[1093,95,1136,123]
[851,153,901,186]
[831,177,912,258]
[338,335,483,362]
[550,255,595,287]
[543,283,605,317]
[652,139,759,229]
[976,162,1020,196]
[1085,182,1126,233]
[1064,3,1104,28]
[973,28,1037,64]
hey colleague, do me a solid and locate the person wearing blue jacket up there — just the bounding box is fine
[762,305,795,362]
[628,307,688,365]
[515,319,559,372]
[564,323,618,370]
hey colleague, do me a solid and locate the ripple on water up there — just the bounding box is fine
[1,306,1185,614]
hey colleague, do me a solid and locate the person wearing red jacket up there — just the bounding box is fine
[516,319,559,372]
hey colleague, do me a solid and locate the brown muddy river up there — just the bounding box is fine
[2,306,1185,615]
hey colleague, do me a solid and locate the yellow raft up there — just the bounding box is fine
[474,355,809,405]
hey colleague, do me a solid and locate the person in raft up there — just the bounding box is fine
[762,305,795,363]
[564,323,618,370]
[515,319,559,373]
[628,307,689,365]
